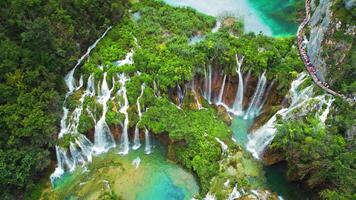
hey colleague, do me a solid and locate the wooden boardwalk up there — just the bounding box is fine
[297,0,355,102]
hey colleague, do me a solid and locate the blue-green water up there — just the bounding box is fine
[163,0,300,36]
[48,140,199,200]
[231,116,254,146]
[230,116,311,199]
[264,163,311,200]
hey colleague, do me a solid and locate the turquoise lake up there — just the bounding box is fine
[163,0,300,36]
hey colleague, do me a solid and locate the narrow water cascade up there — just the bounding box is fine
[118,73,131,155]
[216,74,226,105]
[244,71,267,119]
[203,64,212,104]
[133,83,146,150]
[144,128,152,154]
[319,97,334,123]
[232,55,245,116]
[200,54,270,121]
[64,27,112,94]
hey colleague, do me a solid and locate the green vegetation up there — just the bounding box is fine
[140,98,232,193]
[0,0,128,198]
[320,0,356,94]
[271,99,356,199]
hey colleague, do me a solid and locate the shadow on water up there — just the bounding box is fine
[231,116,311,200]
[264,162,312,200]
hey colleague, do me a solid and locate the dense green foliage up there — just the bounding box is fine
[140,98,232,193]
[0,0,127,198]
[322,0,356,94]
[271,99,356,199]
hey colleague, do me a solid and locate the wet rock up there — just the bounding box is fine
[262,147,284,166]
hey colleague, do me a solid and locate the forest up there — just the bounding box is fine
[0,0,128,198]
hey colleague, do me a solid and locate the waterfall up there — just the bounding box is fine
[191,79,202,109]
[215,137,228,154]
[246,73,323,159]
[259,80,275,112]
[77,74,84,90]
[69,143,85,166]
[93,72,116,154]
[244,72,267,119]
[212,21,221,33]
[133,83,145,150]
[216,74,227,105]
[228,185,242,200]
[118,73,130,155]
[64,26,112,94]
[177,83,184,107]
[232,55,245,116]
[114,50,134,66]
[51,27,115,185]
[204,64,212,104]
[319,97,334,123]
[50,147,66,184]
[144,128,152,154]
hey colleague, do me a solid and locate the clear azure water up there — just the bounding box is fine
[163,0,299,36]
[50,140,198,200]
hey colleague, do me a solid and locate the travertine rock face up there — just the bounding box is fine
[307,0,355,88]
[307,0,333,82]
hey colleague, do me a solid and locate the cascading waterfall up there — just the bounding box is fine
[200,54,270,120]
[244,72,267,119]
[114,50,134,66]
[93,72,116,154]
[133,83,145,150]
[51,27,113,184]
[246,72,333,159]
[216,74,226,105]
[144,128,152,154]
[319,97,334,123]
[64,27,112,94]
[204,64,212,104]
[232,55,245,116]
[118,73,130,155]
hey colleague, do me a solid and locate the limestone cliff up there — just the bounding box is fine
[306,0,355,96]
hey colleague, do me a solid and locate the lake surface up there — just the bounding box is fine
[231,116,311,199]
[164,0,299,36]
[49,140,199,200]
